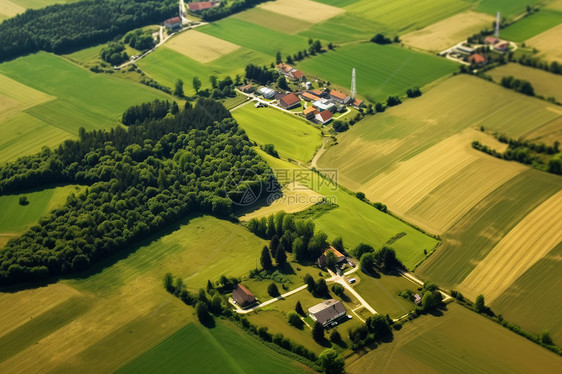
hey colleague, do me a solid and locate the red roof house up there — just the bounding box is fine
[314,110,333,125]
[279,93,300,109]
[484,36,499,45]
[329,89,351,104]
[302,92,321,102]
[164,17,182,29]
[232,284,255,308]
[188,1,220,12]
[317,246,345,267]
[469,53,486,65]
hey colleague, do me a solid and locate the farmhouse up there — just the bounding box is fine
[329,89,351,105]
[279,93,300,109]
[164,17,182,30]
[302,92,321,102]
[317,246,346,267]
[277,63,306,81]
[313,99,335,112]
[239,84,254,93]
[188,1,220,12]
[468,53,486,66]
[352,99,363,108]
[312,89,328,98]
[303,106,316,119]
[314,110,333,125]
[456,45,475,56]
[308,299,346,326]
[232,284,256,308]
[259,87,276,99]
[494,42,510,52]
[484,36,499,45]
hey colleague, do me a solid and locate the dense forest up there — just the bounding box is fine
[0,99,272,285]
[0,0,176,61]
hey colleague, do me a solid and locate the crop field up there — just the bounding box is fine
[477,0,541,18]
[232,104,322,162]
[0,185,82,247]
[401,11,495,51]
[0,216,276,373]
[199,18,309,57]
[232,7,313,34]
[299,13,391,44]
[117,322,308,374]
[0,1,25,19]
[165,30,240,63]
[344,0,475,34]
[258,151,439,269]
[416,168,562,288]
[547,0,562,10]
[346,303,562,373]
[239,182,324,220]
[499,9,562,42]
[259,0,344,23]
[297,43,457,102]
[353,272,418,318]
[526,23,562,63]
[523,116,562,144]
[0,53,169,162]
[492,242,562,344]
[460,190,562,302]
[0,0,77,20]
[488,63,562,102]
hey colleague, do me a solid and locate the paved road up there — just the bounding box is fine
[327,267,377,315]
[399,270,452,302]
[235,284,308,314]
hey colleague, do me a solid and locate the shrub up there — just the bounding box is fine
[268,282,280,297]
[288,311,304,328]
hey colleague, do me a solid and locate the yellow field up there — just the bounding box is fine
[401,11,494,51]
[364,129,523,234]
[239,182,324,220]
[526,23,562,63]
[165,30,240,63]
[232,7,313,34]
[0,74,55,116]
[258,0,344,23]
[488,63,562,103]
[546,0,562,10]
[523,116,562,144]
[0,0,25,18]
[460,190,562,302]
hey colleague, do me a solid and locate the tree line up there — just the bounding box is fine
[199,0,270,22]
[0,0,176,61]
[0,98,272,285]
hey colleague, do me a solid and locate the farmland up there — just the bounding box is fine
[165,30,240,63]
[526,23,562,63]
[0,52,170,163]
[232,7,313,34]
[401,11,495,51]
[477,0,541,18]
[232,104,323,162]
[299,13,391,44]
[346,303,562,373]
[258,0,344,23]
[258,151,439,269]
[460,190,562,302]
[499,9,562,42]
[0,0,77,20]
[117,322,308,374]
[296,43,458,102]
[488,63,562,102]
[0,216,276,373]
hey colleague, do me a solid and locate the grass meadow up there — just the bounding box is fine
[477,0,541,18]
[526,23,562,63]
[298,13,391,43]
[232,104,323,162]
[488,63,562,103]
[0,216,276,373]
[117,322,308,374]
[346,303,562,373]
[499,9,562,42]
[296,43,457,102]
[0,52,169,163]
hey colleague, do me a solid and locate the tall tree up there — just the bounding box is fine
[475,294,486,313]
[275,51,282,64]
[295,300,305,316]
[319,349,345,374]
[209,75,218,89]
[275,246,287,267]
[312,321,325,342]
[260,246,273,270]
[267,282,280,297]
[174,79,184,97]
[192,76,201,93]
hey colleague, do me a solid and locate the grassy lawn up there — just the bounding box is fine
[116,321,309,374]
[296,43,457,102]
[477,0,541,18]
[232,105,323,162]
[499,9,562,42]
[353,271,418,318]
[346,303,562,373]
[299,13,391,43]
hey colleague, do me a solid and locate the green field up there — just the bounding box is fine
[488,63,562,102]
[259,151,439,269]
[296,43,457,102]
[117,322,308,374]
[477,0,541,18]
[499,9,562,41]
[312,0,361,6]
[299,13,392,43]
[0,216,286,373]
[232,104,323,162]
[492,242,562,344]
[346,303,562,373]
[233,7,313,34]
[0,52,170,163]
[345,0,476,33]
[0,0,79,20]
[199,18,309,57]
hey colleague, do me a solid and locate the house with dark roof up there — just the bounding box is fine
[314,110,333,125]
[232,284,256,308]
[164,17,182,30]
[329,90,351,105]
[188,1,220,12]
[317,246,346,267]
[277,63,305,81]
[308,299,346,326]
[304,106,317,119]
[279,93,300,109]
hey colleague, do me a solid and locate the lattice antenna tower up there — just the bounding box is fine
[495,11,500,38]
[351,68,356,100]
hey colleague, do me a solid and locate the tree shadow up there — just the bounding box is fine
[200,315,216,329]
[277,262,296,275]
[315,336,332,348]
[362,268,381,279]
